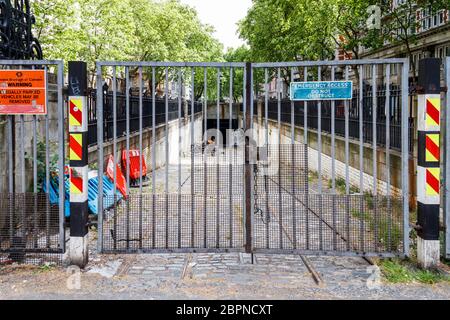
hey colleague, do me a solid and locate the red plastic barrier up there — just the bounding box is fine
[106,155,128,198]
[121,150,147,181]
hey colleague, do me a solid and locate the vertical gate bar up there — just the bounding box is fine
[20,113,26,246]
[264,68,269,249]
[385,64,392,251]
[250,67,254,130]
[32,61,37,247]
[264,68,269,146]
[317,67,322,193]
[445,56,450,259]
[243,65,247,128]
[7,65,14,249]
[125,66,130,250]
[19,115,24,244]
[152,67,156,249]
[331,66,337,251]
[33,112,37,247]
[331,67,336,192]
[244,62,252,254]
[138,67,143,249]
[203,67,208,248]
[229,67,233,248]
[113,66,117,250]
[242,66,246,250]
[344,66,350,251]
[57,61,65,251]
[250,62,255,252]
[44,65,50,247]
[8,115,14,244]
[401,60,410,256]
[216,68,220,248]
[96,63,104,252]
[191,68,195,248]
[304,67,308,144]
[359,65,365,252]
[165,67,169,249]
[277,67,283,249]
[372,64,378,252]
[178,68,182,249]
[317,66,323,251]
[290,68,297,250]
[304,67,309,250]
[165,67,169,194]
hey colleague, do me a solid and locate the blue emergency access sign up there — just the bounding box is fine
[290,81,353,101]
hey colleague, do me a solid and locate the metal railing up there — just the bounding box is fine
[0,60,65,264]
[87,89,203,146]
[264,85,414,153]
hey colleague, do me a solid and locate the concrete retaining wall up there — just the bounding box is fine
[253,104,407,198]
[88,113,203,172]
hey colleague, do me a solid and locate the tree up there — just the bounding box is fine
[32,0,79,61]
[378,0,449,80]
[332,0,384,61]
[238,0,338,92]
[32,0,224,86]
[223,46,251,102]
[238,0,336,62]
[239,0,449,74]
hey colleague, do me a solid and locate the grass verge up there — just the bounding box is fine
[379,258,450,284]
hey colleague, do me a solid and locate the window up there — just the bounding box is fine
[435,45,450,59]
[364,65,372,79]
[417,7,448,33]
[391,64,398,76]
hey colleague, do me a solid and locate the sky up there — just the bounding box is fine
[179,0,252,50]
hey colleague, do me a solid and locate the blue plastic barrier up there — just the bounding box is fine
[42,175,70,217]
[42,173,123,216]
[88,175,124,215]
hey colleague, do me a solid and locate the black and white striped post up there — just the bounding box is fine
[417,58,441,268]
[68,61,89,267]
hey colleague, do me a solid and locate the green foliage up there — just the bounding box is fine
[25,139,59,193]
[380,259,450,284]
[223,46,251,101]
[351,205,402,251]
[330,177,360,195]
[308,170,319,183]
[238,0,449,65]
[238,0,336,62]
[32,0,223,86]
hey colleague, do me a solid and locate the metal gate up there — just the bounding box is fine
[96,59,410,258]
[445,56,450,260]
[0,60,66,264]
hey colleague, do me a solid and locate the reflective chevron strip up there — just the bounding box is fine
[426,168,440,196]
[425,134,440,163]
[69,61,89,240]
[426,97,440,127]
[69,133,83,161]
[417,93,441,241]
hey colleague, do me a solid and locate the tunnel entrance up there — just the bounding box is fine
[205,119,239,146]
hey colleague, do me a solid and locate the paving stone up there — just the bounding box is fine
[145,267,166,271]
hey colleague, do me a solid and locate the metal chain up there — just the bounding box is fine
[253,161,270,224]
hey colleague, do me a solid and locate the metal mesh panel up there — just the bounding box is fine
[0,193,63,265]
[191,146,245,195]
[255,144,308,195]
[101,194,245,252]
[253,194,404,256]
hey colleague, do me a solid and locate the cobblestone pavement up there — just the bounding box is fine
[101,146,403,255]
[1,148,447,299]
[1,251,450,300]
